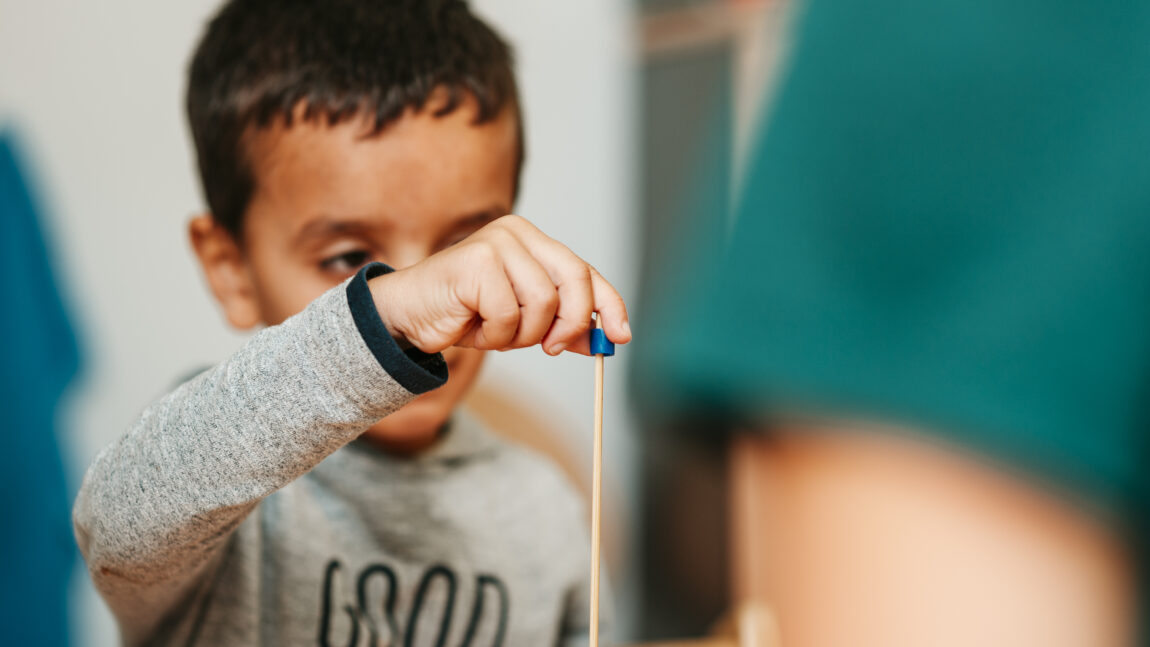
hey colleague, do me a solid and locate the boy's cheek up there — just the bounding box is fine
[247,261,346,326]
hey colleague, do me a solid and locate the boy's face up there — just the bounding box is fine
[190,92,519,452]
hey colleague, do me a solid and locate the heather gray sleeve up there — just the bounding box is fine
[73,267,445,641]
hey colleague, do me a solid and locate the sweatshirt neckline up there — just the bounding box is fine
[344,409,499,468]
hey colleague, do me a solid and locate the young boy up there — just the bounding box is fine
[73,1,630,645]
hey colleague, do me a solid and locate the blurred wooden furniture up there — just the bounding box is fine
[627,601,779,647]
[628,432,781,647]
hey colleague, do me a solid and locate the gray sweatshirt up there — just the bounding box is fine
[74,264,598,646]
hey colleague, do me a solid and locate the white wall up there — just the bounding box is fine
[0,1,638,644]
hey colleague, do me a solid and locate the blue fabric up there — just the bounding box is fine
[636,0,1150,635]
[0,131,81,647]
[642,0,1150,518]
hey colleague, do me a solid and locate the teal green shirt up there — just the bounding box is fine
[640,0,1150,561]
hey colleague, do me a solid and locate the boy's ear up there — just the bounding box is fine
[188,214,262,330]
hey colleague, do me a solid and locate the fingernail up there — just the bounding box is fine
[623,320,632,338]
[547,342,566,355]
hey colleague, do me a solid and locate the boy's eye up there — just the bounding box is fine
[320,250,372,274]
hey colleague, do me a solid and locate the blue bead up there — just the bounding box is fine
[590,329,615,356]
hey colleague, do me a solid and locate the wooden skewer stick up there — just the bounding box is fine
[590,348,604,647]
[589,315,611,647]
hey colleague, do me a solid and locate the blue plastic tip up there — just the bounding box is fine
[590,328,615,356]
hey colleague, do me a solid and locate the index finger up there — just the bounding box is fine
[561,268,631,356]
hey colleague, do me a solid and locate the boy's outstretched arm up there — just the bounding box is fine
[73,276,440,644]
[74,216,630,643]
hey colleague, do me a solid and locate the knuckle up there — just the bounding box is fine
[467,240,499,265]
[542,287,560,310]
[480,226,516,250]
[527,285,559,310]
[492,304,520,326]
[500,213,527,228]
[489,214,520,233]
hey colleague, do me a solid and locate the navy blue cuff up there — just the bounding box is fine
[346,262,448,395]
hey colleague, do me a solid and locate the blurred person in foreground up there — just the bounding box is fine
[1,132,80,647]
[638,1,1150,645]
[73,1,629,645]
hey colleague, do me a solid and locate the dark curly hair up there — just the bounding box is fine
[187,0,522,239]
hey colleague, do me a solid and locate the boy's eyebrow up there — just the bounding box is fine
[292,216,379,245]
[292,207,508,246]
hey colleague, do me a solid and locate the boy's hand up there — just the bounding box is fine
[368,215,631,356]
